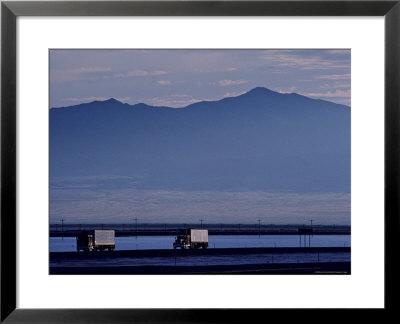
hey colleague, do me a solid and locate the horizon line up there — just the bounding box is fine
[50,86,350,110]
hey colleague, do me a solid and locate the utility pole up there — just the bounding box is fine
[257,219,261,237]
[310,219,313,233]
[199,219,204,229]
[133,218,139,238]
[61,218,64,240]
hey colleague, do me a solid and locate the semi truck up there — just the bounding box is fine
[173,229,208,249]
[76,230,115,252]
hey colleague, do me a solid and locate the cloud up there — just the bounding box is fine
[157,80,172,86]
[170,94,191,98]
[51,67,113,83]
[320,82,351,89]
[143,96,202,108]
[259,52,349,70]
[218,79,248,87]
[116,96,131,102]
[274,86,297,94]
[326,49,351,55]
[71,67,112,73]
[302,89,351,99]
[144,91,251,108]
[269,70,289,74]
[62,96,108,102]
[316,74,351,80]
[223,91,247,98]
[114,70,167,78]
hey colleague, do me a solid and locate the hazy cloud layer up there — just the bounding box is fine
[50,187,350,225]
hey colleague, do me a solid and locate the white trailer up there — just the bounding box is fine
[77,230,115,252]
[94,230,115,248]
[190,229,208,244]
[173,229,208,249]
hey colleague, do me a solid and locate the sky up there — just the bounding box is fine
[49,49,351,108]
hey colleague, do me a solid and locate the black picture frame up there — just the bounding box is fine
[1,0,399,322]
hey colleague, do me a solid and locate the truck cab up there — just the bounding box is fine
[76,231,94,252]
[173,229,191,249]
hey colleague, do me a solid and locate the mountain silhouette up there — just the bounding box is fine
[50,87,350,193]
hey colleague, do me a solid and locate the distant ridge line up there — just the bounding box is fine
[50,86,350,110]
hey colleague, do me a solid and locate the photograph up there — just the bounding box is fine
[49,49,351,275]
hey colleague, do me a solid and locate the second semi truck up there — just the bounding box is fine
[173,229,208,249]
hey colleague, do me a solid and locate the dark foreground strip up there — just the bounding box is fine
[50,246,350,260]
[50,261,350,275]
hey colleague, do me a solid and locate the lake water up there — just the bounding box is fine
[50,234,350,252]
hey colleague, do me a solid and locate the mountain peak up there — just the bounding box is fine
[246,87,277,95]
[103,98,122,104]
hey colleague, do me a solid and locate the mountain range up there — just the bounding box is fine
[50,87,350,193]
